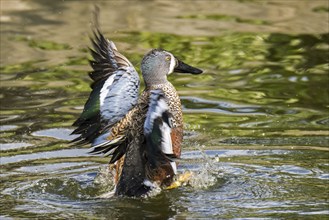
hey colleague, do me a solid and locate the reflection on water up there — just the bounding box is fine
[1,0,329,219]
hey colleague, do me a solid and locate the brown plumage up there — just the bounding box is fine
[71,23,202,196]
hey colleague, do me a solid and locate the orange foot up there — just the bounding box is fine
[166,171,193,190]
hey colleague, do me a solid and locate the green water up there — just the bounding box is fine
[1,0,328,219]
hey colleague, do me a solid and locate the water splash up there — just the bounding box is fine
[94,165,116,198]
[94,146,223,198]
[180,145,223,189]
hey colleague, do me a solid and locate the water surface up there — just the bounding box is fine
[1,0,329,219]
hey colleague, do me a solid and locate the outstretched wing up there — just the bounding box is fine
[71,29,140,147]
[144,90,177,182]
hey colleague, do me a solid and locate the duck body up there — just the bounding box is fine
[71,29,202,197]
[115,83,183,196]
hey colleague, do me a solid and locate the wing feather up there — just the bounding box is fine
[144,90,177,175]
[71,28,140,149]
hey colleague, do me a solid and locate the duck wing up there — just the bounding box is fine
[71,29,140,147]
[143,90,177,184]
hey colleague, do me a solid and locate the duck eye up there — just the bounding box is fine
[165,56,171,61]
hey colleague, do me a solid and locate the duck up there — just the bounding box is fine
[71,27,202,197]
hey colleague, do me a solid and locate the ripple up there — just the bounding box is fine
[0,114,20,122]
[300,210,329,215]
[32,128,78,141]
[181,96,266,115]
[0,148,90,164]
[278,165,313,175]
[181,149,287,160]
[0,125,18,131]
[15,162,95,173]
[315,117,329,126]
[0,142,33,150]
[317,174,329,180]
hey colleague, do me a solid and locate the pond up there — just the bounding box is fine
[1,0,328,219]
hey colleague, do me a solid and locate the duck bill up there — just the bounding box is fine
[174,59,203,74]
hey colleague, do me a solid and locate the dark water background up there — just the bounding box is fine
[1,0,328,219]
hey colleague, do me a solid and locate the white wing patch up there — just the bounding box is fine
[150,95,174,156]
[170,162,177,174]
[145,97,169,134]
[99,74,116,106]
[144,90,177,175]
[160,121,173,155]
[147,97,173,156]
[151,98,168,123]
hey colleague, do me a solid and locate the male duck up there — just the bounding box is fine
[71,28,202,197]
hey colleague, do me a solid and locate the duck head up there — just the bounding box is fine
[141,49,203,86]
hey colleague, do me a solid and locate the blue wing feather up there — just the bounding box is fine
[71,29,140,146]
[100,67,139,125]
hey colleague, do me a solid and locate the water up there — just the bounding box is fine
[1,0,329,219]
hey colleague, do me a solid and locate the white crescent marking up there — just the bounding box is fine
[168,53,176,75]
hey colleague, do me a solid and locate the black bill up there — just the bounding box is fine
[174,59,203,74]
